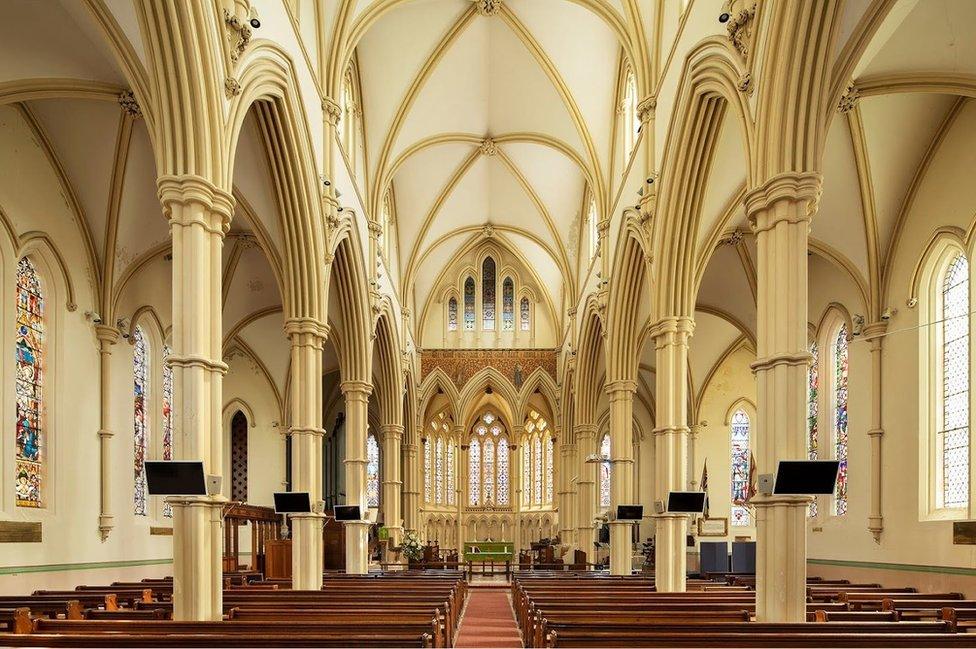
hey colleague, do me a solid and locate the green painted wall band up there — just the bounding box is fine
[0,558,173,576]
[809,558,976,577]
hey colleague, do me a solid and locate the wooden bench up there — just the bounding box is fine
[545,629,976,647]
[0,609,31,634]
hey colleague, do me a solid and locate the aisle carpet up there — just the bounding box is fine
[455,589,523,648]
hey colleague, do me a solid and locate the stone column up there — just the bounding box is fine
[158,175,233,621]
[455,424,465,554]
[745,172,821,622]
[864,322,886,541]
[96,325,120,541]
[559,442,578,549]
[402,439,420,533]
[341,380,372,574]
[285,318,327,590]
[607,381,637,575]
[380,423,404,552]
[575,423,598,562]
[651,316,694,592]
[689,423,704,490]
[511,425,524,555]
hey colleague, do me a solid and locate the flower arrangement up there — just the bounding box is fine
[399,530,424,561]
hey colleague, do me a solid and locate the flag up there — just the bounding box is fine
[700,460,709,519]
[746,451,758,503]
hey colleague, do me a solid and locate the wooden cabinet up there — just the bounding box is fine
[264,539,292,579]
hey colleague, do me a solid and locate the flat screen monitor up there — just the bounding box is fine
[273,492,311,514]
[616,504,644,521]
[667,491,706,513]
[597,524,610,544]
[334,505,361,522]
[773,460,840,495]
[145,461,207,496]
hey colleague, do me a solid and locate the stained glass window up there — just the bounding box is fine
[483,437,495,503]
[463,277,475,331]
[532,437,542,504]
[523,444,531,506]
[448,297,458,332]
[599,433,611,508]
[132,326,151,515]
[469,439,481,505]
[424,437,431,503]
[520,297,530,331]
[482,257,496,330]
[15,257,44,508]
[833,325,849,516]
[447,441,456,505]
[162,345,174,517]
[502,278,514,331]
[808,341,819,518]
[941,254,969,509]
[497,438,509,505]
[366,432,380,507]
[730,409,751,526]
[435,437,444,504]
[545,435,554,504]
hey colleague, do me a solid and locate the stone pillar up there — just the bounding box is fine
[864,322,886,541]
[96,325,120,541]
[651,316,694,592]
[746,172,821,622]
[607,381,637,575]
[341,380,372,574]
[688,423,704,490]
[402,439,420,533]
[455,424,465,553]
[380,423,404,552]
[285,318,327,590]
[158,175,233,621]
[512,425,524,555]
[575,423,598,561]
[559,442,578,549]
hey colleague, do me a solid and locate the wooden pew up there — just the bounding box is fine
[941,607,976,632]
[0,609,31,634]
[545,629,976,647]
[0,599,86,619]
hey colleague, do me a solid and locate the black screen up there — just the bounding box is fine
[774,460,840,495]
[667,491,706,513]
[616,504,643,521]
[598,524,610,544]
[334,505,361,521]
[273,492,311,514]
[145,461,207,496]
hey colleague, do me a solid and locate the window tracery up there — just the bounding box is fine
[15,257,44,508]
[467,411,509,506]
[833,325,849,516]
[133,325,150,515]
[366,432,380,507]
[940,254,969,509]
[482,257,496,330]
[502,277,514,331]
[808,341,819,518]
[730,409,751,526]
[599,433,611,508]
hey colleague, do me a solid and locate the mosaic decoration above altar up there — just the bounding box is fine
[421,349,558,390]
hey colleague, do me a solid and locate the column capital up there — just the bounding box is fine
[652,424,690,436]
[283,318,330,342]
[288,425,327,438]
[605,380,637,397]
[744,172,822,232]
[340,380,373,399]
[636,95,656,124]
[94,324,121,345]
[403,442,418,454]
[380,423,404,440]
[167,354,228,374]
[560,442,577,454]
[750,351,813,373]
[862,321,888,341]
[574,423,598,439]
[322,97,342,125]
[157,174,235,228]
[648,316,695,340]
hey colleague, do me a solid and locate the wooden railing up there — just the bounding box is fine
[222,504,281,573]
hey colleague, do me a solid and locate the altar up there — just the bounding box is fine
[463,541,514,579]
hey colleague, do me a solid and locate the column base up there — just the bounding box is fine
[344,520,370,574]
[753,494,812,622]
[653,513,687,592]
[169,497,225,621]
[609,521,632,575]
[291,513,325,590]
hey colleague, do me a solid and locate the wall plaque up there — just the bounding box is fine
[953,521,976,544]
[0,521,42,543]
[150,526,174,536]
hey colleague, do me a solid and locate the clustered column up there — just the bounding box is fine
[606,380,636,575]
[285,318,327,590]
[402,435,420,534]
[380,423,404,553]
[341,380,372,574]
[559,440,577,551]
[511,424,525,554]
[96,324,120,541]
[574,423,598,560]
[745,172,821,622]
[651,316,694,592]
[864,322,886,541]
[158,175,233,621]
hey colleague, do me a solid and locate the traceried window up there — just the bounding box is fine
[808,341,819,518]
[599,433,611,508]
[730,409,751,526]
[366,432,380,507]
[524,411,554,506]
[448,297,458,332]
[502,277,514,331]
[482,257,496,330]
[15,257,45,508]
[162,345,174,517]
[622,66,639,158]
[424,437,432,503]
[435,437,444,504]
[447,441,456,505]
[230,410,248,502]
[468,412,509,506]
[587,197,599,260]
[833,325,849,516]
[522,444,531,506]
[546,436,554,504]
[464,277,475,331]
[133,326,150,515]
[940,254,969,509]
[520,297,530,331]
[533,436,543,504]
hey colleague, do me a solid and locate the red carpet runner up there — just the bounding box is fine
[455,589,523,648]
